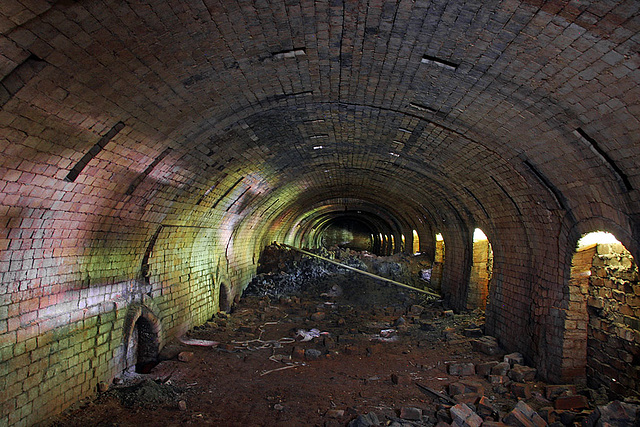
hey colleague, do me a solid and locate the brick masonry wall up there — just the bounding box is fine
[1,0,640,425]
[587,243,640,398]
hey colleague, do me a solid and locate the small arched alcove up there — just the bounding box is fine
[123,303,162,374]
[570,231,640,399]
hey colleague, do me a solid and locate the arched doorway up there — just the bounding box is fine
[431,233,445,292]
[124,304,162,374]
[467,228,493,310]
[412,229,420,254]
[571,231,640,399]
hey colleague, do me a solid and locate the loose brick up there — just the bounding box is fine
[554,395,589,410]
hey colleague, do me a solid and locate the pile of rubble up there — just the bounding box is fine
[244,244,435,299]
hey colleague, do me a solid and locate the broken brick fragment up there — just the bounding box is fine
[554,395,589,410]
[508,364,537,382]
[448,362,475,376]
[503,401,546,427]
[504,352,524,366]
[491,361,510,376]
[511,382,532,399]
[476,396,498,419]
[450,403,483,427]
[476,361,498,377]
[544,384,576,400]
[178,351,194,362]
[471,336,500,355]
[400,406,422,420]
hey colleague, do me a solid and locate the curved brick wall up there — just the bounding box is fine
[1,0,639,425]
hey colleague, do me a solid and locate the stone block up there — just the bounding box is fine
[454,393,480,406]
[544,384,576,400]
[449,382,466,395]
[596,400,639,425]
[536,407,558,424]
[511,382,532,399]
[448,362,475,376]
[450,403,483,427]
[476,361,498,377]
[504,352,524,366]
[460,380,485,395]
[471,336,500,355]
[553,395,588,410]
[491,361,511,376]
[477,396,498,419]
[508,364,537,382]
[503,401,546,427]
[400,406,422,420]
[489,375,508,385]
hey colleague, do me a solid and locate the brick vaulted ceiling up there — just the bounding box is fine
[0,0,639,414]
[3,0,639,243]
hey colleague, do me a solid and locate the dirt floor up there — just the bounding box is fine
[46,248,630,426]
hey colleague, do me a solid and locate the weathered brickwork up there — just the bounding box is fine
[586,243,640,398]
[467,239,493,310]
[1,0,639,425]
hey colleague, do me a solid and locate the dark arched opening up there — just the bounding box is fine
[319,216,375,253]
[134,316,160,373]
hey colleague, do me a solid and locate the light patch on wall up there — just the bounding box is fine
[473,228,488,242]
[435,233,443,242]
[272,48,306,60]
[577,231,620,248]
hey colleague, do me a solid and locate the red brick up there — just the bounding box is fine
[554,395,589,410]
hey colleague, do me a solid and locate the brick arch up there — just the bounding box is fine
[123,301,163,373]
[557,218,637,384]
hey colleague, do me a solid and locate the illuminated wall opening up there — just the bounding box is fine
[431,233,445,291]
[467,228,493,310]
[412,229,420,254]
[568,231,640,398]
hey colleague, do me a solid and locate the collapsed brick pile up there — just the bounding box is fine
[244,244,434,299]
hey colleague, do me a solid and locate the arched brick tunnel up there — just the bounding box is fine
[1,0,639,424]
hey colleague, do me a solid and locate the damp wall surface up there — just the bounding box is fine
[0,210,260,426]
